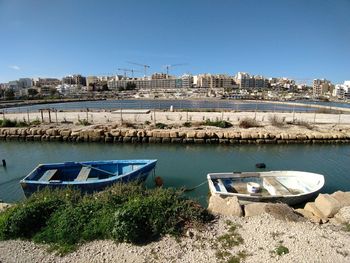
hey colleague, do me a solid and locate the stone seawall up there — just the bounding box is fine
[1,127,350,144]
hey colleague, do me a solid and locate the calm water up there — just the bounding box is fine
[1,142,350,205]
[2,99,324,113]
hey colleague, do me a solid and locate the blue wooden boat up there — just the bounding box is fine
[20,159,157,197]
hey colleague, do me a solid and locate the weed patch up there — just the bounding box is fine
[274,245,289,256]
[269,115,285,127]
[203,120,232,128]
[239,118,260,128]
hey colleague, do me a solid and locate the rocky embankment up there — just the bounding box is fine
[1,124,350,144]
[208,191,350,225]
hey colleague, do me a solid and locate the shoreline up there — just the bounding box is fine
[1,111,350,145]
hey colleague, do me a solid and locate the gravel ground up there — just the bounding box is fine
[0,214,349,263]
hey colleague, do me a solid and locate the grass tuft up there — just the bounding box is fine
[238,118,260,129]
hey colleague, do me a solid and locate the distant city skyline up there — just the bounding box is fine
[0,0,349,84]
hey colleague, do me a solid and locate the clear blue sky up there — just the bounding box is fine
[0,0,349,83]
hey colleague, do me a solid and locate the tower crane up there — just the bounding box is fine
[126,61,150,77]
[163,63,188,76]
[117,68,141,78]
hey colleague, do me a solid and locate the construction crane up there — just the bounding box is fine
[163,63,188,76]
[117,68,141,78]
[126,61,150,77]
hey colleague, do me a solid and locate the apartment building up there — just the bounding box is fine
[235,72,269,89]
[313,79,334,97]
[62,74,86,86]
[193,74,236,89]
[33,78,61,87]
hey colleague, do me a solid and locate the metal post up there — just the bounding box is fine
[120,108,123,124]
[313,111,316,124]
[86,108,89,123]
[48,109,51,123]
[55,109,58,124]
[40,110,44,122]
[27,109,30,123]
[254,102,257,120]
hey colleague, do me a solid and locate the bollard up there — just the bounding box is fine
[2,159,6,167]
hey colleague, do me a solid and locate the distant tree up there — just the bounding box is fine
[4,89,15,100]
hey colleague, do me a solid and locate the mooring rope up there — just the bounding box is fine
[184,180,208,192]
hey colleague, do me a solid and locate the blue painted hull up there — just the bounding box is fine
[20,159,157,197]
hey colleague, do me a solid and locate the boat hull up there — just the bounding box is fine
[207,171,325,206]
[20,159,157,197]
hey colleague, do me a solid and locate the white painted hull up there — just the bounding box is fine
[207,171,325,206]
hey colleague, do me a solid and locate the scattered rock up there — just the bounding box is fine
[304,202,326,219]
[330,191,350,207]
[294,208,322,224]
[207,194,242,217]
[0,203,12,212]
[334,206,350,224]
[315,194,341,218]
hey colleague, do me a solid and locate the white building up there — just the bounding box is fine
[333,81,350,99]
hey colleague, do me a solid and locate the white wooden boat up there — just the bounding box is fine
[207,171,325,205]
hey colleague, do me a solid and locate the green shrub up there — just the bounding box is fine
[30,119,41,125]
[77,119,90,126]
[0,199,64,239]
[155,122,167,129]
[0,118,17,127]
[144,120,151,125]
[112,188,211,243]
[274,245,289,256]
[204,120,232,128]
[183,122,192,127]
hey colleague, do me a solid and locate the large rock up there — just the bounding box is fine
[0,203,12,212]
[244,203,267,217]
[207,194,242,217]
[295,208,322,224]
[315,194,341,218]
[334,206,350,224]
[264,203,305,222]
[331,191,350,207]
[304,202,327,219]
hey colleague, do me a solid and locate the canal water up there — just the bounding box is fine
[1,142,350,205]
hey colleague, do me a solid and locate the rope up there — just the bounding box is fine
[183,180,208,192]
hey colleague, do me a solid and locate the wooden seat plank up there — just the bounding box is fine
[75,167,91,181]
[39,169,58,182]
[263,177,291,195]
